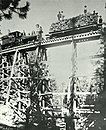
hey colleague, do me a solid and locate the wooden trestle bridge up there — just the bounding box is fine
[0,27,105,129]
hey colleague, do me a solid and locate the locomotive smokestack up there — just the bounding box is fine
[8,29,11,34]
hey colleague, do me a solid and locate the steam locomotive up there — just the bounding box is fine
[48,12,102,39]
[0,31,37,50]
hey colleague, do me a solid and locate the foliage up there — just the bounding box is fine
[21,49,57,130]
[84,33,106,130]
[0,0,30,20]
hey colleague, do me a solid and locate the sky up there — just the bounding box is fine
[1,0,105,91]
[0,0,106,35]
[47,40,101,92]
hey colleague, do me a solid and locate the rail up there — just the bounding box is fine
[0,30,101,55]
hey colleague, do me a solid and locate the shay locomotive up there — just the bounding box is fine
[0,31,37,50]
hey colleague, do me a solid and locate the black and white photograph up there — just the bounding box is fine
[0,0,106,130]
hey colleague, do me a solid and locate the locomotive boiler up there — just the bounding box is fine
[0,31,37,50]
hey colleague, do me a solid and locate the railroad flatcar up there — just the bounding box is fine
[48,12,102,39]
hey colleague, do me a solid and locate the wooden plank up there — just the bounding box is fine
[0,31,101,55]
[6,50,18,104]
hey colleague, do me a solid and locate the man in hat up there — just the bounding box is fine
[35,24,43,41]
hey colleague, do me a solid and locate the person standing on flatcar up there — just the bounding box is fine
[92,12,98,24]
[99,16,103,24]
[61,11,65,20]
[57,11,64,21]
[84,5,87,14]
[35,24,43,41]
[57,11,61,21]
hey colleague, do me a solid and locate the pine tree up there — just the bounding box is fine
[84,29,106,130]
[93,29,106,130]
[0,0,30,20]
[21,50,57,130]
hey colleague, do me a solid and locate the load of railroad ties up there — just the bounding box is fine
[50,11,101,32]
[0,8,103,50]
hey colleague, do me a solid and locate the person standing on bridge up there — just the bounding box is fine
[35,24,43,42]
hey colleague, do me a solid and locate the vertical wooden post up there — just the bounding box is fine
[6,50,18,104]
[18,52,21,111]
[69,36,77,129]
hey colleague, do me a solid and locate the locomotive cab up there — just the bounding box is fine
[9,31,22,38]
[1,31,22,50]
